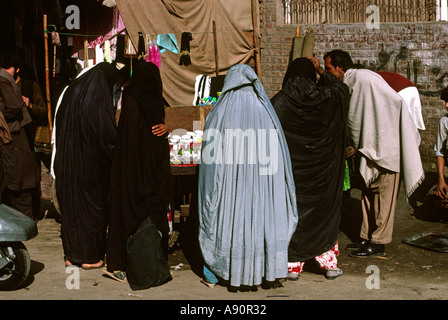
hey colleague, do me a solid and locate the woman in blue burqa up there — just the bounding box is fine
[271,57,350,280]
[53,62,118,269]
[198,63,298,289]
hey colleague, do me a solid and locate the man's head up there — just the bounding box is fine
[441,86,448,111]
[0,53,22,79]
[323,50,353,80]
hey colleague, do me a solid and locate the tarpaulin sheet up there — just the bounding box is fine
[116,0,254,107]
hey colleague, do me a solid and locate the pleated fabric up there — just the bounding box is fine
[53,63,118,265]
[271,59,350,262]
[198,64,298,287]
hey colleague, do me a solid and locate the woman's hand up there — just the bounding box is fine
[152,124,170,137]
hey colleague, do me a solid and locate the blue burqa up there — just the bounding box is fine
[198,64,298,287]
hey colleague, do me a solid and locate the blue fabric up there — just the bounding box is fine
[203,266,219,284]
[157,34,179,54]
[198,64,298,287]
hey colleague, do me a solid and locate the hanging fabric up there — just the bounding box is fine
[137,32,146,59]
[157,34,179,54]
[145,36,161,68]
[179,32,192,66]
[104,40,112,63]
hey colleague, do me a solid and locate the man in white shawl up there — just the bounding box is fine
[323,50,424,257]
[198,64,298,289]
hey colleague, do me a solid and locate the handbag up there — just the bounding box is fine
[34,126,52,154]
[126,216,172,290]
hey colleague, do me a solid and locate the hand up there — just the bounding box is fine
[306,56,324,75]
[436,180,448,198]
[152,124,169,137]
[345,146,355,158]
[22,96,30,108]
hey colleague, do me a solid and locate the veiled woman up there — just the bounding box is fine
[271,57,350,280]
[105,60,171,286]
[53,62,118,269]
[198,64,298,289]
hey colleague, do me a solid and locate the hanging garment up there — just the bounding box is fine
[193,75,211,106]
[271,58,350,262]
[198,64,298,287]
[157,34,179,54]
[53,62,118,265]
[179,32,192,66]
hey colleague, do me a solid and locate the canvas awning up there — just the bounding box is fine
[115,0,254,107]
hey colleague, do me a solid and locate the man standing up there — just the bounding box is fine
[434,87,448,198]
[0,53,38,218]
[323,50,425,257]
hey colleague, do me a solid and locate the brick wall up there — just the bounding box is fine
[259,0,448,172]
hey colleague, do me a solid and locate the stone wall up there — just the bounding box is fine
[259,0,448,172]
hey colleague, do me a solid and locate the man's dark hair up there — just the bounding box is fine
[441,86,448,103]
[0,53,22,70]
[323,50,354,72]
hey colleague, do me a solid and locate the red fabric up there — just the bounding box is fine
[288,242,340,274]
[376,71,416,93]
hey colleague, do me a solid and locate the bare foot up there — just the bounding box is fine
[81,260,104,269]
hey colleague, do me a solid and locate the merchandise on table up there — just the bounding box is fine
[169,130,203,164]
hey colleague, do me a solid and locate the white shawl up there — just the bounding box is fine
[343,69,424,200]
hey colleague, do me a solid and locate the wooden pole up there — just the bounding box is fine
[251,0,262,80]
[213,20,219,78]
[43,15,53,133]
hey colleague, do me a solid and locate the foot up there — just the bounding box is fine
[103,269,127,282]
[81,260,104,269]
[345,239,367,250]
[287,272,300,281]
[287,262,302,281]
[325,268,343,280]
[349,241,385,258]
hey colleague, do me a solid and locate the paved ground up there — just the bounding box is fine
[1,172,448,305]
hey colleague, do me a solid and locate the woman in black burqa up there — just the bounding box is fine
[271,57,350,280]
[105,60,171,286]
[54,62,118,269]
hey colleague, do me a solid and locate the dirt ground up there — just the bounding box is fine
[0,172,447,304]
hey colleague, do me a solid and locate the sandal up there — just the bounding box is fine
[325,268,343,280]
[103,268,127,282]
[200,278,216,288]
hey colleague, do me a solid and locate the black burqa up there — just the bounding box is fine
[271,58,350,262]
[54,62,118,265]
[106,60,171,273]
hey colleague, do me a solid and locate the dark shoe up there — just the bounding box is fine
[349,241,385,258]
[345,240,367,250]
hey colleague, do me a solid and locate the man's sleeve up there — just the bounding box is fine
[434,116,448,157]
[0,77,24,122]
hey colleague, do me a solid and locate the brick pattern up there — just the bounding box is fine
[259,0,448,171]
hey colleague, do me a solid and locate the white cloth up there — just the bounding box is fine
[50,65,94,179]
[95,44,104,65]
[398,86,426,130]
[343,68,425,200]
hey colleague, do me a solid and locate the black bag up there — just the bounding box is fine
[125,216,172,290]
